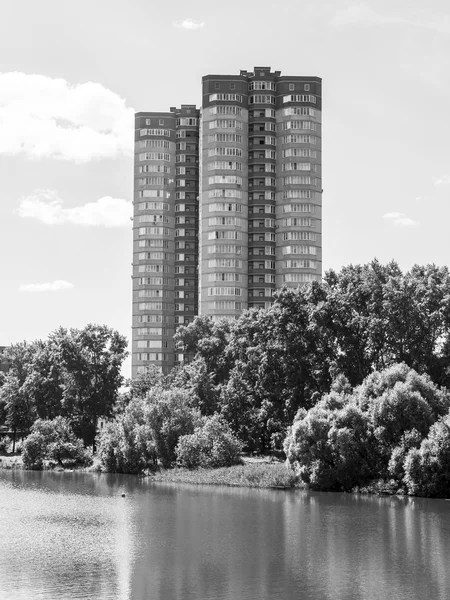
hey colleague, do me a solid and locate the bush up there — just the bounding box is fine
[403,414,450,497]
[145,388,200,468]
[176,414,243,469]
[97,400,156,474]
[22,417,92,469]
[284,365,450,494]
[0,437,10,455]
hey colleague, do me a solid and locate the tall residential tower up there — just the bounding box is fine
[132,68,322,377]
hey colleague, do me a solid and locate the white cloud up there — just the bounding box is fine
[0,72,134,162]
[383,212,419,227]
[20,280,74,292]
[433,175,450,185]
[17,190,132,227]
[173,18,205,30]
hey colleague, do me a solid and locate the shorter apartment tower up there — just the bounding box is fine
[132,67,322,376]
[132,107,199,377]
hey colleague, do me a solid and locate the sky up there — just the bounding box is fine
[1,0,449,376]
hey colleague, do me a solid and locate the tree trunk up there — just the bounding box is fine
[12,428,16,454]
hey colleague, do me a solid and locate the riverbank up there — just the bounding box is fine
[150,461,300,489]
[0,454,300,489]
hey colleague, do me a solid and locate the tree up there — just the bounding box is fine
[144,388,200,468]
[51,324,128,447]
[176,414,243,469]
[284,365,450,493]
[403,415,450,497]
[22,417,91,469]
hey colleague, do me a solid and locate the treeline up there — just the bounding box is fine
[0,324,127,450]
[171,260,450,454]
[2,261,450,496]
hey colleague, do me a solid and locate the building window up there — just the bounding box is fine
[215,82,220,89]
[304,84,310,91]
[230,82,235,90]
[289,84,295,91]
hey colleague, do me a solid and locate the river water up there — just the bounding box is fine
[0,470,449,600]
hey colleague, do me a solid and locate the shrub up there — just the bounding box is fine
[176,414,243,469]
[0,437,10,455]
[403,414,450,497]
[97,400,156,474]
[145,388,200,468]
[284,365,450,493]
[22,417,92,469]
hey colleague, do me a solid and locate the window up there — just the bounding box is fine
[208,175,243,185]
[208,230,242,240]
[289,83,295,91]
[209,93,242,102]
[214,82,220,89]
[208,161,242,171]
[209,120,243,130]
[230,82,236,90]
[282,148,317,158]
[283,231,317,241]
[139,164,170,173]
[248,81,276,91]
[249,94,276,105]
[304,84,310,91]
[136,201,169,211]
[139,152,171,162]
[282,245,317,256]
[208,147,243,157]
[208,202,243,212]
[210,105,242,116]
[139,140,172,149]
[207,245,242,254]
[282,134,318,145]
[177,117,198,126]
[208,258,242,268]
[284,259,316,269]
[283,273,317,283]
[283,94,316,104]
[282,107,316,117]
[282,121,317,131]
[208,287,242,296]
[282,217,313,227]
[140,129,171,137]
[282,203,314,212]
[207,133,243,143]
[208,273,242,282]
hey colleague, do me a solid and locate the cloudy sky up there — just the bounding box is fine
[1,0,449,375]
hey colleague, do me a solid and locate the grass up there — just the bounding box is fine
[0,455,24,470]
[0,452,300,490]
[151,461,301,489]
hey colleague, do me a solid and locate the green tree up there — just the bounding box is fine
[144,388,200,467]
[22,417,91,469]
[403,414,450,497]
[52,324,128,447]
[176,414,243,469]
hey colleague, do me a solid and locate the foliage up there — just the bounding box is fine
[98,389,200,473]
[144,388,200,468]
[22,417,92,470]
[284,365,450,494]
[175,262,450,453]
[176,414,243,469]
[0,325,128,450]
[97,400,156,474]
[403,415,450,497]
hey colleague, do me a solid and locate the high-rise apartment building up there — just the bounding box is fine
[132,67,322,377]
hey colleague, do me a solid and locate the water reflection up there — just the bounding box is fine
[1,472,450,600]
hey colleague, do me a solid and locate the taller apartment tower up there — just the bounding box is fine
[132,67,322,377]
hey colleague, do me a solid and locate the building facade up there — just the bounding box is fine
[132,67,322,377]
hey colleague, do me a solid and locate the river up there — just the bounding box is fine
[0,470,449,600]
